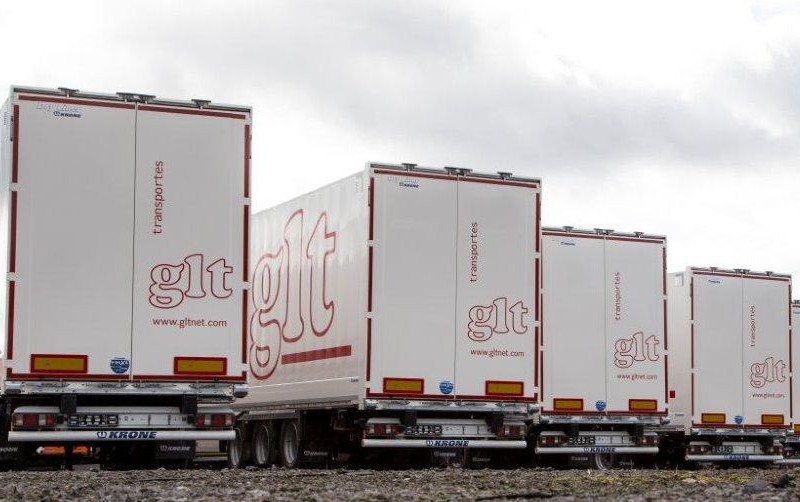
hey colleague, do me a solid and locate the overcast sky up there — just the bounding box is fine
[1,0,798,280]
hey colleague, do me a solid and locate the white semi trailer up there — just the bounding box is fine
[778,300,800,463]
[230,162,540,467]
[537,227,667,468]
[0,86,250,466]
[667,267,790,463]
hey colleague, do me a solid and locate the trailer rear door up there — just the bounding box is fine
[542,234,606,412]
[792,303,800,433]
[741,277,790,426]
[454,179,537,400]
[7,96,136,378]
[369,172,457,398]
[130,106,249,381]
[693,273,744,425]
[604,238,666,413]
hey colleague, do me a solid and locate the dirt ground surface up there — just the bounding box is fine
[1,467,800,501]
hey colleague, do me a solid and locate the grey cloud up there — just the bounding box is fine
[92,1,800,178]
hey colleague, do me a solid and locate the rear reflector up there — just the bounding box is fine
[30,354,87,374]
[383,378,424,394]
[794,424,800,435]
[761,414,785,425]
[485,381,524,397]
[194,413,233,428]
[553,398,583,412]
[701,413,726,424]
[629,399,658,412]
[174,357,227,376]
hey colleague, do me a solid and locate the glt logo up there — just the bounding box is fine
[149,253,233,308]
[467,297,528,342]
[613,331,659,368]
[750,357,786,388]
[250,210,337,379]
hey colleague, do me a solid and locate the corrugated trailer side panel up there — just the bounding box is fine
[131,105,250,381]
[242,173,369,406]
[7,94,137,378]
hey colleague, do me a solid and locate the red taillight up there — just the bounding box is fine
[538,434,564,447]
[637,435,659,446]
[194,414,233,428]
[499,425,525,437]
[13,413,56,429]
[687,444,711,455]
[366,423,401,436]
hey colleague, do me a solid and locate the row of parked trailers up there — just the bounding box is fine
[0,87,796,469]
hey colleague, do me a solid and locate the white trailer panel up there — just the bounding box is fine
[240,164,540,409]
[542,229,667,415]
[2,88,250,383]
[454,179,537,400]
[369,173,457,398]
[668,268,791,430]
[131,105,249,381]
[243,172,368,406]
[792,302,800,435]
[6,96,136,377]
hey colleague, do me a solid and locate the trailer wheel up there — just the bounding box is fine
[279,420,300,468]
[590,453,614,470]
[252,422,277,466]
[227,425,250,468]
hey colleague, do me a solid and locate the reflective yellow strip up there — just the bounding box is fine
[761,414,784,425]
[383,378,424,393]
[793,424,800,435]
[486,381,523,396]
[701,413,726,424]
[553,399,583,411]
[629,399,658,412]
[175,358,225,375]
[31,355,86,373]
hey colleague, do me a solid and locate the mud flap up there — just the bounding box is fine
[155,441,195,460]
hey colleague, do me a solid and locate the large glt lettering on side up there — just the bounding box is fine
[249,210,336,379]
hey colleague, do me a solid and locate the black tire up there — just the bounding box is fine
[252,422,277,467]
[590,453,614,470]
[279,420,301,468]
[227,425,250,468]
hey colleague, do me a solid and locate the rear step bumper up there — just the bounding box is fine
[536,446,659,455]
[362,439,527,449]
[8,430,234,442]
[686,454,783,462]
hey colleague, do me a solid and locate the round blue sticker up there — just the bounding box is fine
[595,400,607,412]
[439,380,454,395]
[734,415,744,425]
[110,357,130,374]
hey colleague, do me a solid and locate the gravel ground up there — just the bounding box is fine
[1,467,799,500]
